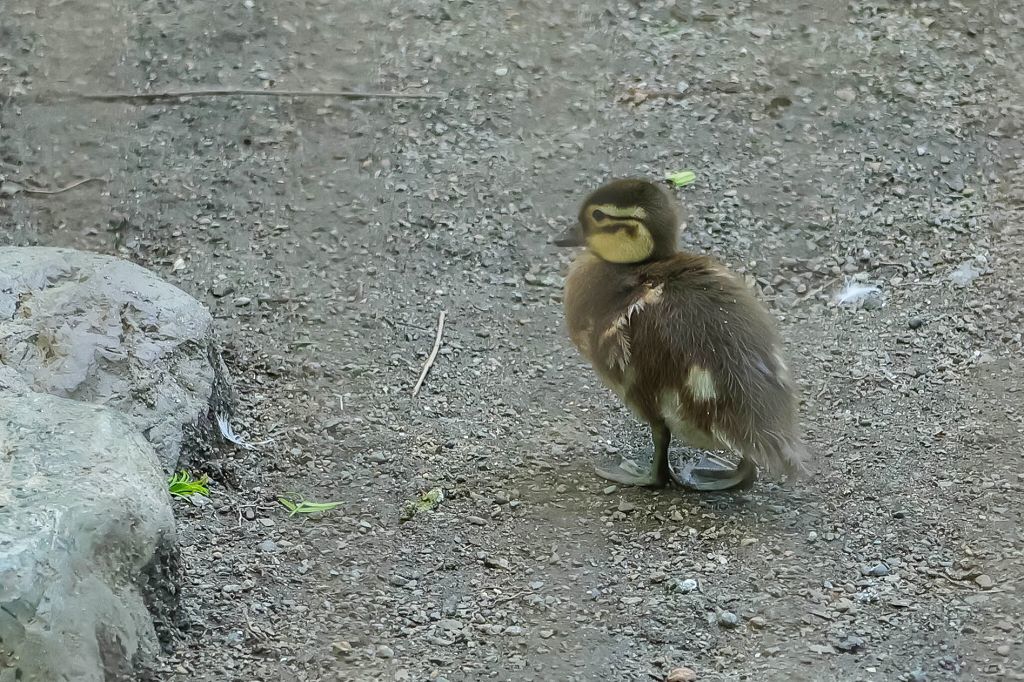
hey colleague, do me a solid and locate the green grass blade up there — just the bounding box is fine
[666,170,697,187]
[277,495,340,517]
[167,470,210,498]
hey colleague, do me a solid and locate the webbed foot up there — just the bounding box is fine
[672,452,756,491]
[594,458,670,488]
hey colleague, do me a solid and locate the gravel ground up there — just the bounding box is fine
[2,0,1023,680]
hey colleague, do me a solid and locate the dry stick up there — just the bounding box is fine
[412,311,447,397]
[20,177,106,195]
[69,88,443,103]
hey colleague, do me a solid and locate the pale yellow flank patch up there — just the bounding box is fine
[640,282,664,306]
[686,366,717,402]
[570,324,592,357]
[773,349,789,375]
[660,392,723,451]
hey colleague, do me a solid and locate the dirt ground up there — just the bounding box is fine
[2,0,1023,680]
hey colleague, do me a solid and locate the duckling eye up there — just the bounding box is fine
[592,209,607,221]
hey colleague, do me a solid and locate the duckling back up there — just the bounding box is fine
[564,250,810,479]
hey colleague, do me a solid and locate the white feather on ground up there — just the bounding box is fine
[216,414,274,449]
[834,282,881,306]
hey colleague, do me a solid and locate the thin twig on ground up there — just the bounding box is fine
[412,311,447,397]
[19,177,106,195]
[59,88,443,103]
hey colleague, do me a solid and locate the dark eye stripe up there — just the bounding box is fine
[598,222,639,235]
[592,209,607,221]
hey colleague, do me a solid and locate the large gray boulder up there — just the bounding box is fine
[0,246,231,470]
[0,247,231,680]
[0,393,177,682]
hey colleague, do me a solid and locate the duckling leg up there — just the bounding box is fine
[672,453,757,491]
[594,421,672,488]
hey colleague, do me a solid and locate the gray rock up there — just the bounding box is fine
[836,635,866,652]
[863,562,890,577]
[0,246,232,470]
[0,393,178,682]
[717,611,740,628]
[949,258,986,287]
[670,578,699,594]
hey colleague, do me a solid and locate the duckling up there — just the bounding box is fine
[554,177,809,491]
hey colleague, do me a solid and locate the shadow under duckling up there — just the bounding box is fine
[554,177,810,491]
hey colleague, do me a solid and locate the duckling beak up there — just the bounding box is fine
[552,222,584,247]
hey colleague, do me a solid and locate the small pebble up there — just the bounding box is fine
[997,645,1011,656]
[483,556,509,570]
[666,667,698,682]
[617,500,636,513]
[908,317,924,329]
[375,644,394,659]
[671,578,699,594]
[438,619,463,631]
[602,485,618,495]
[717,611,739,628]
[974,574,994,589]
[864,562,890,577]
[211,282,234,298]
[835,87,857,102]
[466,515,487,526]
[862,295,883,311]
[836,635,865,652]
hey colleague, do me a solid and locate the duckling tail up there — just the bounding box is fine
[776,439,813,481]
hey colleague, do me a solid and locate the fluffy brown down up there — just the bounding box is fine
[564,250,810,478]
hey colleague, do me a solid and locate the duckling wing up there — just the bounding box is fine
[628,262,810,477]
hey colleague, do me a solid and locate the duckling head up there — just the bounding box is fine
[554,178,680,263]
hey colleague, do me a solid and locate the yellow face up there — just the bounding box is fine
[582,203,655,263]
